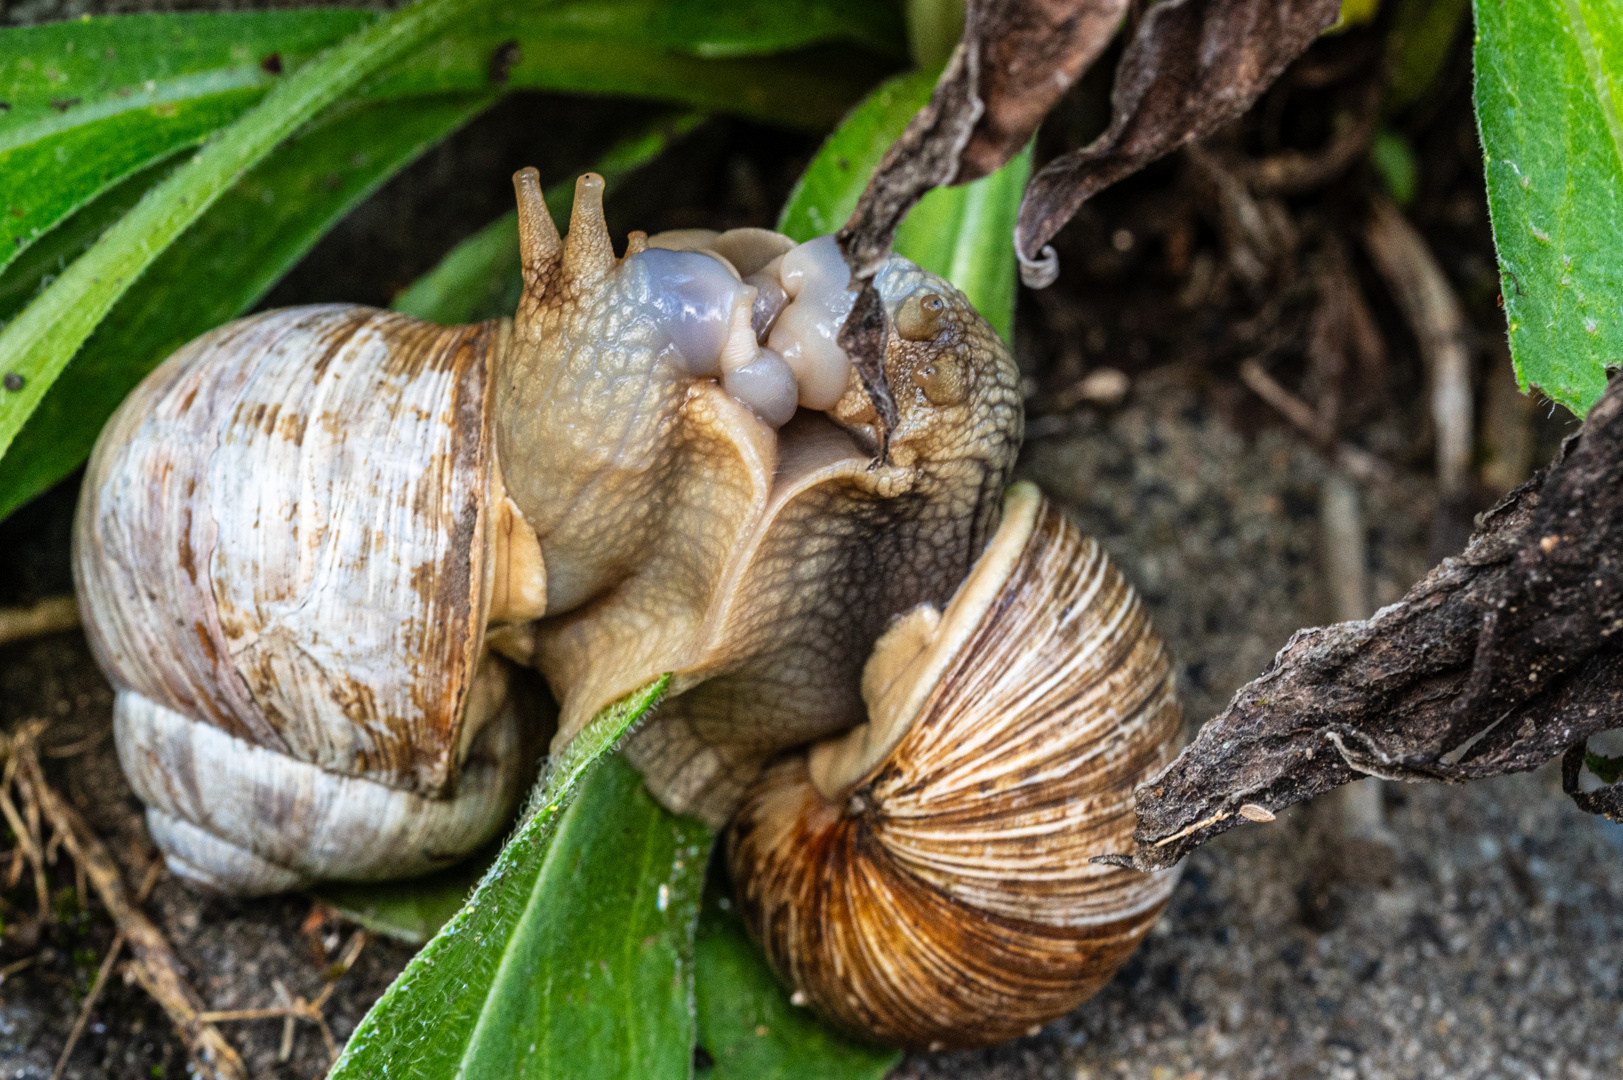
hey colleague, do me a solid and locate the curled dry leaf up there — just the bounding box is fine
[834,0,1341,442]
[838,0,1129,277]
[1016,0,1341,287]
[835,0,1128,446]
[1129,377,1623,871]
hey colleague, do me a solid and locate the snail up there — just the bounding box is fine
[70,167,1180,1045]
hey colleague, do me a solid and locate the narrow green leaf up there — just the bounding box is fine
[460,754,713,1079]
[0,0,496,466]
[0,1,898,283]
[694,891,899,1080]
[1475,0,1623,415]
[390,210,525,327]
[0,93,491,521]
[375,33,891,132]
[0,11,895,518]
[393,111,706,325]
[0,9,371,273]
[0,152,183,325]
[778,67,937,241]
[779,64,1030,340]
[452,0,906,60]
[329,676,673,1078]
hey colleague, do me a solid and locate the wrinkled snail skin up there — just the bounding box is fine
[71,167,1021,891]
[727,485,1183,1049]
[508,180,1023,827]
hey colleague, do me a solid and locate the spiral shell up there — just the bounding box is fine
[727,484,1181,1048]
[72,306,538,893]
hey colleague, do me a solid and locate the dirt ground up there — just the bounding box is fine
[4,6,1622,1080]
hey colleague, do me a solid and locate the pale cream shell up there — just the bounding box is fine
[72,305,534,892]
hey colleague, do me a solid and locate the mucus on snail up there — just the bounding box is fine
[71,167,1180,1047]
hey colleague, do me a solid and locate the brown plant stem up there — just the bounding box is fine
[1128,375,1623,871]
[12,730,247,1080]
[0,595,80,648]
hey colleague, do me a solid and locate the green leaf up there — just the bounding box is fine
[779,64,1030,340]
[319,846,495,947]
[778,67,937,241]
[390,208,526,327]
[393,111,706,325]
[459,753,712,1079]
[1475,0,1623,416]
[329,677,695,1078]
[377,31,890,132]
[0,0,497,468]
[472,0,906,60]
[0,18,889,518]
[0,2,897,280]
[0,93,490,522]
[0,10,372,275]
[0,152,182,326]
[694,891,900,1080]
[1586,750,1623,786]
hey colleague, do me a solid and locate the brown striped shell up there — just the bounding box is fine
[726,484,1182,1049]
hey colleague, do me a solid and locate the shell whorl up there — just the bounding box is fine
[72,305,536,893]
[726,485,1182,1049]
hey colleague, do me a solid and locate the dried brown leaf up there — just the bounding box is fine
[1016,0,1341,287]
[1128,378,1623,870]
[839,0,1128,277]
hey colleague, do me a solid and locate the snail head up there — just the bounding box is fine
[494,169,1020,617]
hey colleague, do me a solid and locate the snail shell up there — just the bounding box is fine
[727,484,1182,1049]
[73,308,543,893]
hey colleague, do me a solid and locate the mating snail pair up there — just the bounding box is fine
[71,168,1181,1048]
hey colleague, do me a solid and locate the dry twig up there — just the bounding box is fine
[10,725,247,1080]
[0,595,80,648]
[1363,198,1474,530]
[1128,377,1623,869]
[196,930,368,1067]
[49,862,163,1080]
[1238,359,1390,480]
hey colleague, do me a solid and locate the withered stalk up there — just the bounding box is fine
[12,728,247,1080]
